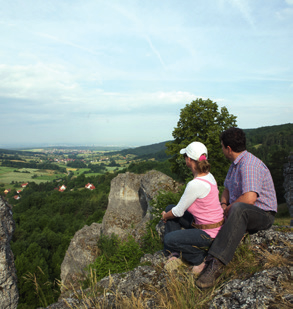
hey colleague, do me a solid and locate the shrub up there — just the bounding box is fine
[89,234,143,281]
[141,188,183,254]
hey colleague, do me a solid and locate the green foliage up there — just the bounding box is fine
[141,188,184,254]
[10,172,116,307]
[66,160,87,168]
[88,163,107,173]
[126,159,179,180]
[136,149,171,161]
[108,141,170,157]
[150,189,184,225]
[141,219,164,254]
[88,181,183,282]
[245,124,293,203]
[166,98,237,184]
[108,159,119,167]
[89,234,143,281]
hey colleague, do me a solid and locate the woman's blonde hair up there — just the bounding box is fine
[195,154,210,173]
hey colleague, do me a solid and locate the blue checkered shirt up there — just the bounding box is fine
[224,151,277,212]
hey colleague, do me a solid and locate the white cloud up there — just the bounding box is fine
[0,1,292,146]
[229,0,255,26]
[0,63,200,112]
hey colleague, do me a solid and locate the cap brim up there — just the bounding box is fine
[179,148,186,155]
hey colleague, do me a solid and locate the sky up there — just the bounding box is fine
[0,0,292,148]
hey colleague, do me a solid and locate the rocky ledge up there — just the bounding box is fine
[42,225,292,309]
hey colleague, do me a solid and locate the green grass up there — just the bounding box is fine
[70,168,91,175]
[105,166,124,173]
[0,167,66,186]
[274,203,291,226]
[0,166,16,174]
[60,236,292,309]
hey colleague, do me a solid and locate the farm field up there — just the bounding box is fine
[0,166,65,187]
[0,165,127,193]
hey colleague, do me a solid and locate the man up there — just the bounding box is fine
[196,127,277,288]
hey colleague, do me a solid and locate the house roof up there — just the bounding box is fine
[85,183,95,190]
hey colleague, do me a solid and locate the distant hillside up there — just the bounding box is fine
[108,141,172,157]
[107,123,293,159]
[0,148,41,156]
[244,123,293,135]
[244,123,293,148]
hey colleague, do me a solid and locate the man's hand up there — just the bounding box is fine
[224,204,232,217]
[224,192,257,217]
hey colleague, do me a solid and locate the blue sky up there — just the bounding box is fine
[0,0,292,148]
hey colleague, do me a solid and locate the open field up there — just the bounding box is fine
[0,167,65,187]
[71,168,90,175]
[0,167,15,175]
[0,163,127,189]
[21,149,45,152]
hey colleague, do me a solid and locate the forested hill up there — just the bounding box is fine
[242,123,293,204]
[107,123,293,159]
[108,141,172,160]
[244,123,293,147]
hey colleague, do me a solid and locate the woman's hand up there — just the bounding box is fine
[161,211,167,223]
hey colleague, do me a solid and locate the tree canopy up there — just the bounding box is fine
[166,98,237,184]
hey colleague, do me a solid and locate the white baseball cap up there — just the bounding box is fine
[180,142,208,161]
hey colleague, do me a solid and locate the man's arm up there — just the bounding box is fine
[224,191,257,216]
[220,188,230,210]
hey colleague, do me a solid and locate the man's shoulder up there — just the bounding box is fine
[241,151,268,170]
[242,151,262,163]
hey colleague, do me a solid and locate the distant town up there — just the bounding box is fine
[0,146,151,201]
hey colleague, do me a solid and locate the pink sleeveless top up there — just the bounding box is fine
[187,178,224,238]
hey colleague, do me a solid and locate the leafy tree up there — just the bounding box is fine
[10,171,117,307]
[66,160,87,168]
[108,159,119,167]
[166,98,237,184]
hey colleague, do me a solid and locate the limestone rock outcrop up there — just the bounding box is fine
[0,197,19,309]
[102,170,180,240]
[284,152,293,225]
[60,222,102,296]
[60,170,180,298]
[55,169,292,308]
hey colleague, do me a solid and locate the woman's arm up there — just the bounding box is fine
[162,179,210,221]
[161,210,175,223]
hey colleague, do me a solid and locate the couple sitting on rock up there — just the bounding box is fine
[161,127,277,288]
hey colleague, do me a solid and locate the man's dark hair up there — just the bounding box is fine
[220,127,246,152]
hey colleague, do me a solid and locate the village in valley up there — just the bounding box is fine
[0,147,141,202]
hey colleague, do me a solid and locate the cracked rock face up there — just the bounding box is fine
[209,267,291,309]
[101,170,180,241]
[0,197,19,309]
[60,222,102,297]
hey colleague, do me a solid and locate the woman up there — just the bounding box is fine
[162,141,224,274]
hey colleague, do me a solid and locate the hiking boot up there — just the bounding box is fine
[195,257,224,288]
